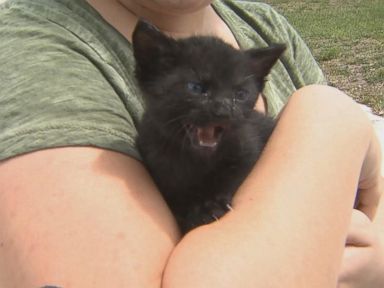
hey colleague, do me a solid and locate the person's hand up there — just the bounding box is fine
[338,209,384,288]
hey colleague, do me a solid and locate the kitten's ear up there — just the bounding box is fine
[246,44,286,78]
[132,19,177,77]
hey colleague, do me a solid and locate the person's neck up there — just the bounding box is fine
[86,0,239,48]
[117,0,216,38]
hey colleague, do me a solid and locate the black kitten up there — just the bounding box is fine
[132,20,285,233]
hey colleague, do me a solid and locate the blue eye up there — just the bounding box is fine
[187,81,206,95]
[234,89,249,101]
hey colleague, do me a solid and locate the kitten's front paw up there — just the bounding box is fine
[182,197,232,232]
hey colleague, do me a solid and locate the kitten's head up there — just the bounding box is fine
[132,20,285,154]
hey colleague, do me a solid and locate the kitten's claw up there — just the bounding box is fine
[226,203,234,211]
[212,214,219,221]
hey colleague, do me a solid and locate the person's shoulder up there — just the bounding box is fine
[0,0,141,163]
[0,0,92,45]
[227,0,277,11]
[220,0,281,18]
[1,0,90,15]
[216,0,289,39]
[2,0,104,33]
[0,0,108,41]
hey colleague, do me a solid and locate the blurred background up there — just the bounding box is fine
[264,0,383,115]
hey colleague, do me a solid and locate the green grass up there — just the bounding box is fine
[317,46,342,62]
[264,0,384,115]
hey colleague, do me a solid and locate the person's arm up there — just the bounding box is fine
[162,85,380,288]
[0,86,379,288]
[0,147,180,287]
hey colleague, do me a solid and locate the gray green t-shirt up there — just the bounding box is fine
[0,0,326,161]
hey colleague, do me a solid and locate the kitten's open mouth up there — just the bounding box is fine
[185,123,227,151]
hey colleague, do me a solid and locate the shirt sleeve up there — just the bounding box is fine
[0,3,141,161]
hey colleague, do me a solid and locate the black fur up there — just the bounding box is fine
[132,20,285,233]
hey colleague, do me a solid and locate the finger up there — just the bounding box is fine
[358,133,383,219]
[345,209,376,247]
[338,245,372,283]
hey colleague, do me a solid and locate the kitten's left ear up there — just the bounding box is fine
[132,19,177,80]
[246,44,286,78]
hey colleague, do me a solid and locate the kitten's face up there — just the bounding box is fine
[133,20,285,154]
[148,49,260,151]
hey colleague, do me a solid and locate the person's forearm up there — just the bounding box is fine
[162,85,375,288]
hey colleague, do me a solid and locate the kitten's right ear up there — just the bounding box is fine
[246,44,286,79]
[132,19,176,76]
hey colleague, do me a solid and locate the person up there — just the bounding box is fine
[0,0,382,287]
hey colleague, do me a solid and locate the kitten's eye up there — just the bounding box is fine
[187,81,206,95]
[234,89,249,102]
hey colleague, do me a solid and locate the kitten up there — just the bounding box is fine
[132,20,285,233]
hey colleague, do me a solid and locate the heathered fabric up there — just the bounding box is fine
[0,0,326,161]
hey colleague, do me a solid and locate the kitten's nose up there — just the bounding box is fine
[211,99,232,117]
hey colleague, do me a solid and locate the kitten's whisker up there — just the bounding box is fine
[212,215,219,221]
[226,203,234,211]
[237,73,256,85]
[159,126,178,151]
[158,123,188,156]
[180,131,189,159]
[163,114,188,128]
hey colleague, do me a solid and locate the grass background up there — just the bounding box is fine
[263,0,383,115]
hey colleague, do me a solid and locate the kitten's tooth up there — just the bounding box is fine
[199,140,218,148]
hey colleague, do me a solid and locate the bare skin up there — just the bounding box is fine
[0,0,382,287]
[0,148,180,287]
[87,0,240,45]
[162,85,382,288]
[0,85,381,287]
[338,210,384,288]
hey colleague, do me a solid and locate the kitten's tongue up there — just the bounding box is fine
[197,125,219,148]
